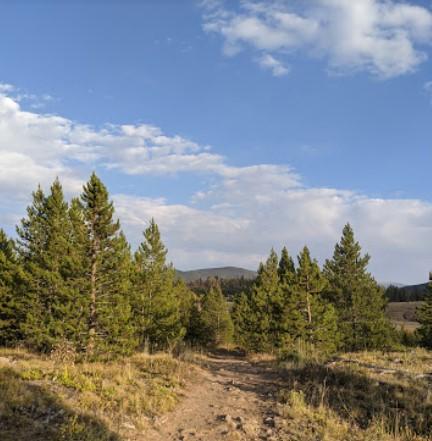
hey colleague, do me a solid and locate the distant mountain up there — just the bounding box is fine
[176,266,257,282]
[402,282,428,295]
[380,282,405,288]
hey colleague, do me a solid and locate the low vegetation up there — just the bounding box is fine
[0,347,190,441]
[275,349,432,441]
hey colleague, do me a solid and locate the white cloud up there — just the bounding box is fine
[202,0,432,78]
[257,54,290,76]
[0,86,431,283]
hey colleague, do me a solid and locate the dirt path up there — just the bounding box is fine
[145,350,285,441]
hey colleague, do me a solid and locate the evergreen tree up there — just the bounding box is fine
[16,185,48,261]
[417,273,432,348]
[274,247,298,349]
[278,246,296,286]
[238,250,280,352]
[231,291,252,348]
[16,180,86,351]
[294,246,339,355]
[323,223,393,351]
[199,279,233,346]
[175,278,196,337]
[132,219,183,350]
[81,173,136,356]
[0,230,27,346]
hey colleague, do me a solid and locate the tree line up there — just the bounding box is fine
[231,225,395,355]
[1,173,432,358]
[0,174,231,358]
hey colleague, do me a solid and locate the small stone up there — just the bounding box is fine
[264,416,275,427]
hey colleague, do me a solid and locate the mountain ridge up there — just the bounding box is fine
[176,266,257,282]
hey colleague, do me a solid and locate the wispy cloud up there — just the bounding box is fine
[257,54,290,76]
[202,0,432,78]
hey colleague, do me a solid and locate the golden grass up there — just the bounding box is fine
[0,348,191,441]
[277,349,432,441]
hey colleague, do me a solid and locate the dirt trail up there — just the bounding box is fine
[145,350,285,441]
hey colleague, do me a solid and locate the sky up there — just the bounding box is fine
[1,0,432,284]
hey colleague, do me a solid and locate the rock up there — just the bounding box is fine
[264,416,275,427]
[218,414,233,423]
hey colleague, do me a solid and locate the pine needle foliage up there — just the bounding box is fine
[323,224,393,351]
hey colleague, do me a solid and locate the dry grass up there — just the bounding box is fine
[0,348,192,441]
[276,349,432,440]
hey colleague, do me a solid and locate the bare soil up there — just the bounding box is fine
[145,349,285,441]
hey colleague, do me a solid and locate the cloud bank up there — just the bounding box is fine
[0,85,431,284]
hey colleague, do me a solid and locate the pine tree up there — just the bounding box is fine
[323,224,392,351]
[132,219,183,350]
[16,185,48,261]
[199,279,233,346]
[417,273,432,348]
[294,246,339,355]
[239,250,280,352]
[274,247,297,349]
[278,246,296,286]
[175,278,196,337]
[231,291,252,348]
[81,173,136,357]
[16,179,86,351]
[0,230,27,346]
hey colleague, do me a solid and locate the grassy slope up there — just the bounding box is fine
[0,348,191,441]
[276,349,432,440]
[386,301,421,332]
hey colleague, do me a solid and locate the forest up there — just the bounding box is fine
[2,173,432,359]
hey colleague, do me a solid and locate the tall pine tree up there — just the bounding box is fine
[132,219,183,350]
[323,224,392,351]
[16,179,86,351]
[294,247,339,355]
[81,173,136,357]
[236,250,280,352]
[199,279,233,346]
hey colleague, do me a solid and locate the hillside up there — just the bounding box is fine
[3,348,432,441]
[176,266,257,282]
[386,301,421,332]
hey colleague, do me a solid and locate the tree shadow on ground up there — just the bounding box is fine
[0,367,121,441]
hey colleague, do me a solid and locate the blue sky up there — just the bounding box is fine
[1,0,432,283]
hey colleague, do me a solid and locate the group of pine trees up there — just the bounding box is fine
[2,173,432,358]
[0,174,231,358]
[232,224,394,355]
